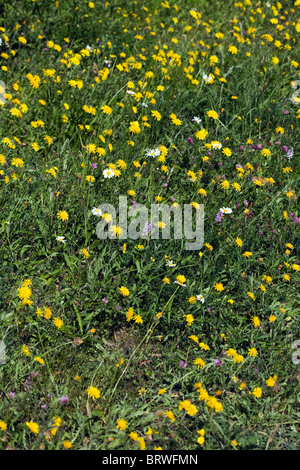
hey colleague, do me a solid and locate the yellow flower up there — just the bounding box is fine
[266,375,277,387]
[195,129,208,140]
[101,105,112,114]
[109,225,123,237]
[228,45,238,54]
[86,386,100,400]
[26,421,39,434]
[151,110,162,121]
[261,148,271,157]
[53,318,63,329]
[129,121,141,134]
[248,292,256,301]
[164,410,176,421]
[206,110,218,120]
[34,356,45,365]
[251,316,260,327]
[194,357,206,369]
[233,354,244,364]
[63,440,73,449]
[235,237,243,247]
[57,210,69,222]
[248,348,258,357]
[175,274,186,286]
[214,282,224,292]
[80,248,90,258]
[116,419,128,431]
[119,286,130,296]
[184,314,194,326]
[0,421,7,431]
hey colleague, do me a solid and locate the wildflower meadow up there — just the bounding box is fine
[0,0,299,452]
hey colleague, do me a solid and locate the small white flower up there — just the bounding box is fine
[203,73,214,84]
[174,281,186,287]
[126,90,135,95]
[141,102,148,107]
[166,260,176,267]
[220,207,232,214]
[103,168,115,179]
[92,207,103,217]
[56,236,66,243]
[211,141,222,149]
[196,294,205,303]
[192,117,202,124]
[145,148,161,158]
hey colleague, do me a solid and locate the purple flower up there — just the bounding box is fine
[187,137,194,144]
[163,183,168,188]
[207,307,211,313]
[214,359,223,366]
[284,110,289,115]
[102,297,109,304]
[215,211,223,223]
[282,145,288,153]
[142,221,152,236]
[8,392,15,399]
[287,148,293,159]
[244,200,248,206]
[218,162,223,166]
[256,144,262,150]
[59,395,69,405]
[91,163,97,169]
[170,196,175,202]
[179,360,187,369]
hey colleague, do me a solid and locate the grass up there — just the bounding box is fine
[0,0,299,450]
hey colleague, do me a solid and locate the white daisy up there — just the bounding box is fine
[56,236,66,243]
[166,260,176,267]
[203,73,214,84]
[174,280,186,287]
[196,294,205,303]
[145,148,161,158]
[103,168,115,179]
[192,117,202,124]
[92,207,103,217]
[220,207,232,214]
[211,141,222,149]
